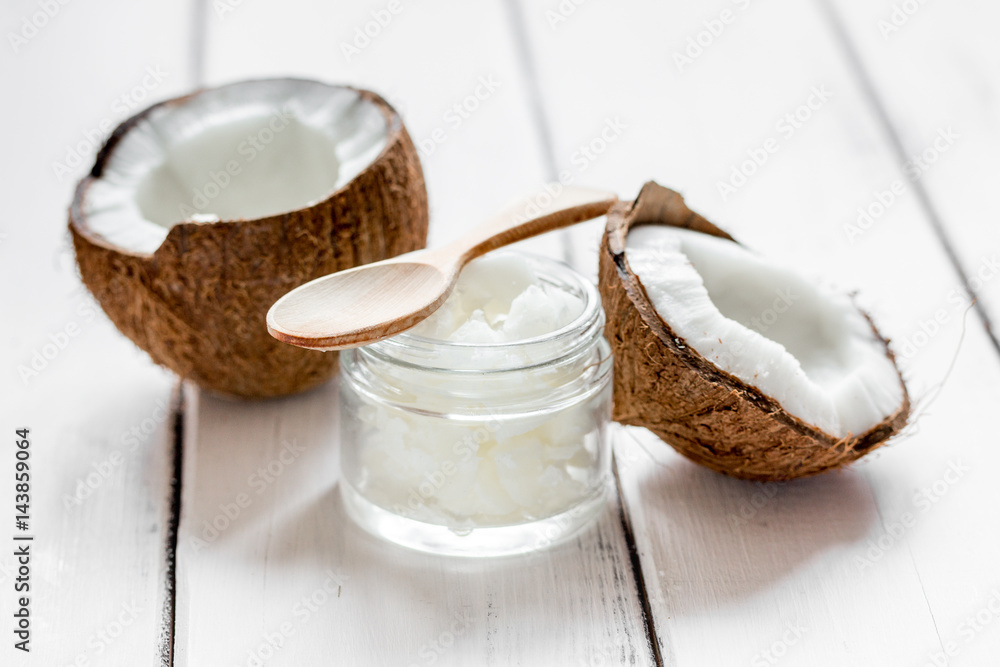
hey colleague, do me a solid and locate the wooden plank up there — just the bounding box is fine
[823,0,1000,343]
[820,2,1000,663]
[0,1,196,664]
[517,0,1000,663]
[176,384,653,667]
[174,1,656,665]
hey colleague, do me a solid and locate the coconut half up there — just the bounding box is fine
[70,78,428,398]
[599,182,909,480]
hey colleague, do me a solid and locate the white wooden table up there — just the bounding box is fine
[4,1,1000,664]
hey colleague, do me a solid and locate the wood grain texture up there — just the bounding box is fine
[516,0,1000,663]
[5,0,995,664]
[175,383,655,667]
[0,1,195,665]
[824,0,1000,346]
[820,2,1000,664]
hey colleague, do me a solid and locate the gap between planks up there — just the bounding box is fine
[188,0,209,88]
[160,6,207,663]
[504,0,666,659]
[502,0,575,267]
[614,455,666,667]
[161,3,660,664]
[815,0,1000,358]
[158,384,187,667]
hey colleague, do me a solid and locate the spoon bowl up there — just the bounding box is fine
[268,260,452,350]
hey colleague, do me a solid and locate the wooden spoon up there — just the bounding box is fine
[267,185,617,350]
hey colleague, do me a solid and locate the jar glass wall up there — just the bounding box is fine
[339,253,613,557]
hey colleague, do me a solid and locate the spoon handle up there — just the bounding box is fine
[445,185,617,264]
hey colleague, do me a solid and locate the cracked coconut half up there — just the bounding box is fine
[599,182,909,480]
[70,78,428,398]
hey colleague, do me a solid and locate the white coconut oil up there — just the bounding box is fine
[339,252,613,556]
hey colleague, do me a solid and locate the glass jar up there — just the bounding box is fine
[338,253,613,557]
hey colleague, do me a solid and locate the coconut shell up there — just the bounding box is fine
[70,85,428,398]
[599,182,909,481]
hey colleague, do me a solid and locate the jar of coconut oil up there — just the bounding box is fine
[339,252,613,556]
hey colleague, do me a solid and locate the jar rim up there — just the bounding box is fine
[355,252,604,373]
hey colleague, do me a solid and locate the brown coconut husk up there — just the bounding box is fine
[69,84,428,398]
[599,182,910,481]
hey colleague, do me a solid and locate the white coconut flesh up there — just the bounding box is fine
[81,79,390,254]
[625,225,904,439]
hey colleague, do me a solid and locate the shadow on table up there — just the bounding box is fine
[186,385,884,661]
[618,427,881,610]
[258,480,651,664]
[187,382,647,663]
